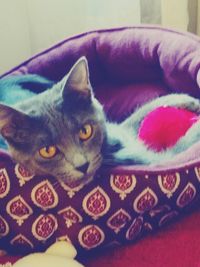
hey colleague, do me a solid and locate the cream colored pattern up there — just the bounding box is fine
[110,174,137,200]
[78,225,105,249]
[194,166,200,182]
[32,214,58,241]
[0,169,10,199]
[31,180,58,210]
[159,211,179,227]
[15,164,34,186]
[58,206,83,228]
[133,187,158,214]
[107,208,131,233]
[82,186,111,220]
[158,172,180,198]
[10,234,34,248]
[149,205,171,217]
[176,182,196,208]
[60,181,84,198]
[0,215,9,237]
[126,216,143,241]
[6,195,33,226]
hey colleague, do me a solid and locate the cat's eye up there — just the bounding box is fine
[39,146,57,159]
[79,124,93,141]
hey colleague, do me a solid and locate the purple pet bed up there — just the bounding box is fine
[1,26,200,255]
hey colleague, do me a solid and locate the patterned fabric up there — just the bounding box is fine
[0,151,200,254]
[1,26,200,255]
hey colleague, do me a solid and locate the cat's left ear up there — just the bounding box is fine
[0,104,32,144]
[62,57,92,101]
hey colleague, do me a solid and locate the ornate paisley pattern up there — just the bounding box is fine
[144,222,153,231]
[31,180,58,210]
[126,216,143,241]
[60,180,84,198]
[159,211,178,227]
[10,234,34,248]
[82,187,110,220]
[0,168,10,198]
[158,172,180,198]
[133,187,158,213]
[0,215,9,237]
[6,195,33,226]
[78,225,105,249]
[110,174,137,200]
[149,205,171,217]
[0,156,199,254]
[32,214,58,241]
[15,164,34,186]
[176,182,196,208]
[58,206,83,228]
[194,166,200,182]
[107,209,131,233]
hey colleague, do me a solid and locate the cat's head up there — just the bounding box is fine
[0,57,106,185]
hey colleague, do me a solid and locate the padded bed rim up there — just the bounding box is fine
[2,25,200,78]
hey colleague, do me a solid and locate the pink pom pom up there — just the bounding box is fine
[138,106,199,151]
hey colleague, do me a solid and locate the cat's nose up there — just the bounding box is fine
[77,162,89,174]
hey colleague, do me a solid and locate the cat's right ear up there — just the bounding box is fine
[61,57,92,107]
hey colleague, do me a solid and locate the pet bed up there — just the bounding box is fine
[1,26,200,261]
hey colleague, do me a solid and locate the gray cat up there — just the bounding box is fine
[0,58,105,185]
[0,57,200,185]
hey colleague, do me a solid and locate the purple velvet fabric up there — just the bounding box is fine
[3,26,200,120]
[1,26,200,255]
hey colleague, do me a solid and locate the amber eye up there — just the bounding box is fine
[79,124,93,141]
[39,146,57,159]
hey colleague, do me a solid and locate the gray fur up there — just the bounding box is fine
[0,58,105,185]
[1,57,200,185]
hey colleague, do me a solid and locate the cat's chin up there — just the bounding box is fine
[28,166,96,187]
[57,174,94,187]
[56,154,102,186]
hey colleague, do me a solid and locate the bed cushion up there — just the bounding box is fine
[1,26,200,255]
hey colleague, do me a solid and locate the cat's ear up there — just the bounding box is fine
[0,104,31,144]
[62,57,92,101]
